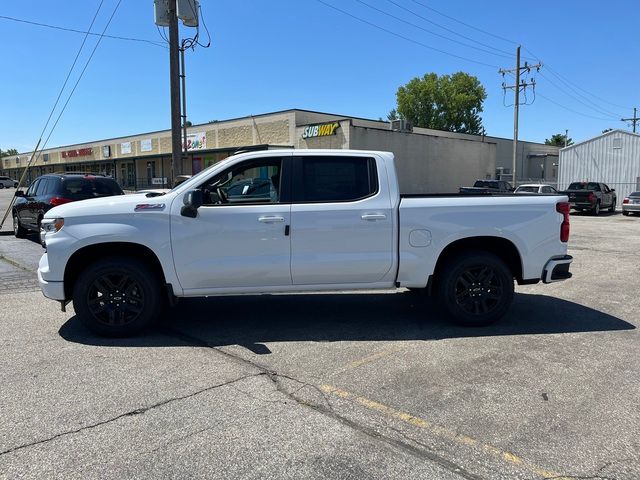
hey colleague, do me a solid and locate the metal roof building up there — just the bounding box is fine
[558,129,640,207]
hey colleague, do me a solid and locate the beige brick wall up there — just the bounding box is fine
[254,120,290,145]
[218,125,253,148]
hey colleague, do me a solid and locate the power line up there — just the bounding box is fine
[36,0,105,152]
[523,46,629,111]
[537,72,621,120]
[34,0,124,163]
[0,14,166,49]
[383,0,515,58]
[536,92,617,122]
[408,0,521,46]
[354,0,513,60]
[314,0,500,69]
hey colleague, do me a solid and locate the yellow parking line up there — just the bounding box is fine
[320,384,567,479]
[334,346,405,374]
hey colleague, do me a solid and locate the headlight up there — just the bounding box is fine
[41,217,65,234]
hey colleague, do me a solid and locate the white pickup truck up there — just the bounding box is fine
[38,149,573,336]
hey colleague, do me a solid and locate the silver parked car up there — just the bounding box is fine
[622,191,640,216]
[0,176,18,188]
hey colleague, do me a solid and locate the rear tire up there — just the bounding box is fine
[13,212,27,238]
[72,256,162,337]
[592,201,600,216]
[436,251,514,327]
[622,211,630,216]
[0,184,4,189]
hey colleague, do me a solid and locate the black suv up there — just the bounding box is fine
[13,173,124,239]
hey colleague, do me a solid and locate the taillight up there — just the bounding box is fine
[623,198,630,204]
[556,201,570,243]
[587,192,595,203]
[49,197,73,206]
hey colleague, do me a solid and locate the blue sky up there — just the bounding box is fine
[1,0,638,153]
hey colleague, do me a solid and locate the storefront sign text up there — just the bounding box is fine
[302,122,340,139]
[184,132,206,151]
[62,148,93,158]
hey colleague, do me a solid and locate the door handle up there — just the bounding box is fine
[361,213,387,221]
[258,215,285,223]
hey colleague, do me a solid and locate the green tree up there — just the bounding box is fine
[0,148,18,157]
[391,72,487,134]
[544,134,573,147]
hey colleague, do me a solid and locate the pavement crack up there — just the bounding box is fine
[158,326,478,479]
[0,372,265,457]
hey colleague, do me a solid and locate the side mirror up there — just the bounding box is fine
[611,188,615,192]
[15,190,25,197]
[181,189,203,218]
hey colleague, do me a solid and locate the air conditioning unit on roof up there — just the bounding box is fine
[390,119,412,133]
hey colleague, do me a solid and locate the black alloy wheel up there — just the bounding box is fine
[437,251,514,327]
[73,257,162,336]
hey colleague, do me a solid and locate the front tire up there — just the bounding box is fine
[436,251,514,327]
[72,256,162,337]
[593,201,601,216]
[609,199,616,213]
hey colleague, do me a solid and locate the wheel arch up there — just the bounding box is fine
[63,242,167,299]
[432,236,524,286]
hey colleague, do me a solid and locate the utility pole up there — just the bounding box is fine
[168,1,183,178]
[621,107,638,133]
[499,46,542,186]
[180,44,188,160]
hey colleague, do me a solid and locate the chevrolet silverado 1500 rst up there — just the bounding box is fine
[37,150,573,336]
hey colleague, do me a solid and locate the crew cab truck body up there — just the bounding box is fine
[37,150,573,336]
[559,182,617,215]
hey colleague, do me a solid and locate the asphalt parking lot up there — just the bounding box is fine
[0,187,638,479]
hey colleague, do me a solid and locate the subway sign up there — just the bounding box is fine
[301,122,340,139]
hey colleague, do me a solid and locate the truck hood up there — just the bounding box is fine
[44,193,175,219]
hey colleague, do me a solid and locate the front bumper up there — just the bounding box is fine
[38,253,66,300]
[542,255,573,284]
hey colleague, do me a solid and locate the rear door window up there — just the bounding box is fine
[292,156,378,202]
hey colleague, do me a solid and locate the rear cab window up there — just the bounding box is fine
[292,156,378,203]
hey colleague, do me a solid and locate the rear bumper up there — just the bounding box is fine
[622,204,640,213]
[542,255,573,284]
[570,202,595,209]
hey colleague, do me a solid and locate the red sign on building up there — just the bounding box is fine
[62,148,92,158]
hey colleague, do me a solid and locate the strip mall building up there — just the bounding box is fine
[1,109,558,192]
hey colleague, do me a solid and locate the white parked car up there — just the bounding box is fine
[0,176,18,188]
[38,150,573,336]
[514,184,558,194]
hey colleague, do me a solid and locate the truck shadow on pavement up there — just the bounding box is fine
[59,291,635,351]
